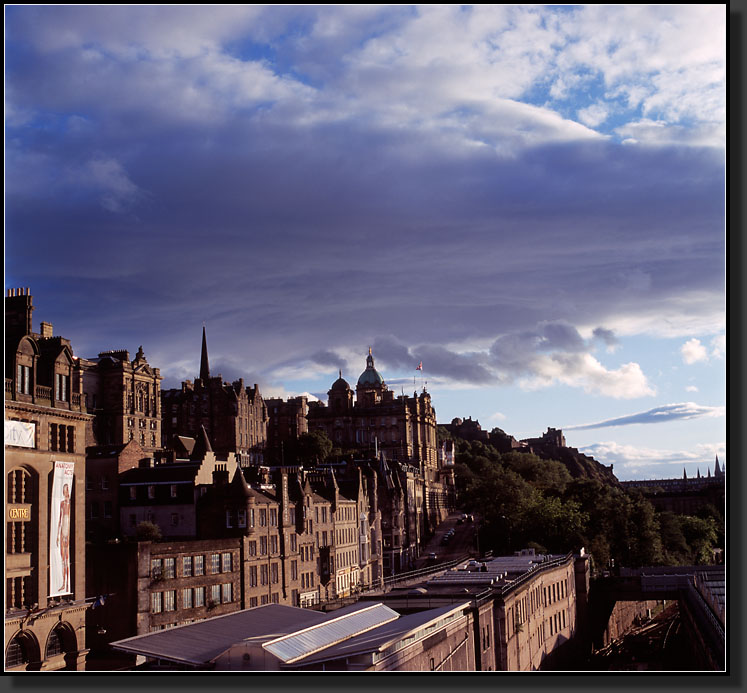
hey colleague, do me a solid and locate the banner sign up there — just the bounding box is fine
[4,420,35,448]
[50,461,75,598]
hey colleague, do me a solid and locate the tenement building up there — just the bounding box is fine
[307,350,455,544]
[5,289,91,670]
[161,327,267,463]
[78,346,162,452]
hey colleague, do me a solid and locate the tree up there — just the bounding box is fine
[288,430,333,466]
[135,521,162,542]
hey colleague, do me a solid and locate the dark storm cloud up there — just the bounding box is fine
[593,327,618,347]
[4,6,725,385]
[565,403,725,431]
[309,350,348,372]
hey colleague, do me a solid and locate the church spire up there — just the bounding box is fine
[200,325,210,381]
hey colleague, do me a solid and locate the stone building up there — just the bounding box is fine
[161,328,267,463]
[308,350,454,542]
[265,396,309,465]
[78,347,162,452]
[85,439,148,543]
[5,288,91,670]
[110,600,483,671]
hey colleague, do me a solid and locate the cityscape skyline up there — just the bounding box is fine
[5,5,726,480]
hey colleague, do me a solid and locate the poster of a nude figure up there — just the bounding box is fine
[50,461,75,598]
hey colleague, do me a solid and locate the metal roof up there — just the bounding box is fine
[290,601,471,667]
[263,603,399,664]
[111,605,328,666]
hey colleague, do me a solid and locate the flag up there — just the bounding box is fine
[416,362,423,371]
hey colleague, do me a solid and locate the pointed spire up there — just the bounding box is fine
[200,325,210,381]
[714,455,723,477]
[683,467,688,480]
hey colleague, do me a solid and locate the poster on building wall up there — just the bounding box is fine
[49,461,75,598]
[4,420,36,448]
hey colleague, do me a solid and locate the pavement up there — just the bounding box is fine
[413,512,478,569]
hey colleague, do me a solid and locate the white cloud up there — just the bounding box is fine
[580,440,726,477]
[681,338,708,364]
[710,334,726,359]
[685,385,699,393]
[577,103,610,128]
[518,353,654,399]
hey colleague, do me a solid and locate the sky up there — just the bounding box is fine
[5,5,726,481]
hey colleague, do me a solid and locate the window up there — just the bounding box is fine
[260,536,267,555]
[291,560,298,580]
[248,541,257,557]
[171,513,179,527]
[270,535,278,554]
[222,583,233,603]
[238,509,247,528]
[151,559,163,579]
[164,590,176,612]
[183,556,193,577]
[182,588,193,609]
[221,552,232,573]
[89,502,99,520]
[270,508,278,526]
[250,597,258,608]
[170,484,178,498]
[259,509,267,526]
[249,508,255,527]
[148,486,156,500]
[194,586,205,607]
[249,565,258,587]
[164,558,175,579]
[211,584,221,604]
[210,553,220,574]
[55,373,69,402]
[129,486,137,500]
[104,501,113,518]
[290,534,297,552]
[46,628,63,658]
[152,592,163,613]
[226,510,233,528]
[101,476,109,490]
[86,475,93,491]
[6,635,30,669]
[271,563,279,584]
[260,565,268,586]
[194,555,204,576]
[16,364,31,395]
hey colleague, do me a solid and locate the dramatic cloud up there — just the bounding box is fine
[5,6,725,433]
[580,441,725,478]
[566,402,725,431]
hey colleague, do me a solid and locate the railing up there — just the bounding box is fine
[497,552,575,597]
[5,378,13,394]
[380,554,472,589]
[35,385,52,402]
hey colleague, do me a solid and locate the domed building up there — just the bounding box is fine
[307,350,455,567]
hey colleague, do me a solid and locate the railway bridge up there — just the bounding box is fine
[589,565,724,670]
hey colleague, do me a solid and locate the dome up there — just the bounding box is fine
[357,349,385,388]
[330,370,351,391]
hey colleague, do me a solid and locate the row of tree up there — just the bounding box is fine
[450,437,723,569]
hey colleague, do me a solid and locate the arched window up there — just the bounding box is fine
[45,628,63,658]
[5,631,38,669]
[6,637,29,668]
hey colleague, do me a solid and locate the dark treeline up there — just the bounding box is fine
[448,434,723,570]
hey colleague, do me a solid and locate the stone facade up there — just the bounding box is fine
[78,347,162,452]
[308,351,455,548]
[161,328,267,463]
[5,288,91,670]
